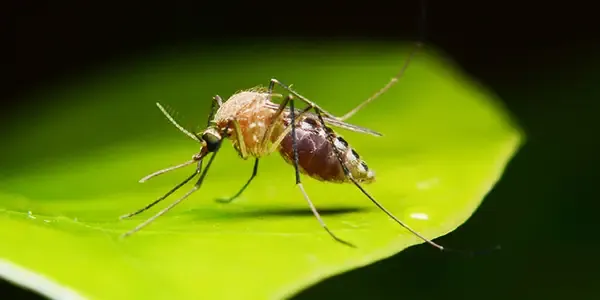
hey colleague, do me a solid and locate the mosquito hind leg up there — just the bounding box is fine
[269,78,338,119]
[338,0,428,122]
[312,108,445,251]
[268,40,421,123]
[337,43,422,121]
[287,94,356,248]
[216,158,259,204]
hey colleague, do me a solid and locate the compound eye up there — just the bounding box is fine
[202,132,221,152]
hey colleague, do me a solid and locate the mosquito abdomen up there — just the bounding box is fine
[279,117,375,184]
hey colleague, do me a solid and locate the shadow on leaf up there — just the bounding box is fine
[185,205,373,220]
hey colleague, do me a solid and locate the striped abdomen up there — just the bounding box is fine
[278,117,375,184]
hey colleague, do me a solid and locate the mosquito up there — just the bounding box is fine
[118,41,457,250]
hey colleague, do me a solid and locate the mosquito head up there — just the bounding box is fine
[199,127,223,155]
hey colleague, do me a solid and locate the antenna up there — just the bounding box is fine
[156,102,201,142]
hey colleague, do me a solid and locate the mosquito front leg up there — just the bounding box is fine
[120,160,202,219]
[287,94,355,248]
[213,118,257,204]
[216,158,259,204]
[121,125,228,238]
[215,94,297,205]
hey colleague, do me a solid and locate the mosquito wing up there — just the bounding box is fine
[264,102,383,137]
[318,114,383,137]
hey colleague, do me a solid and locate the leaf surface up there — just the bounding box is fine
[0,44,523,300]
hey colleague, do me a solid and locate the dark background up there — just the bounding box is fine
[5,0,599,299]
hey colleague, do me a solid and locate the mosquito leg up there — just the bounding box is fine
[339,1,427,121]
[288,94,356,248]
[269,79,337,119]
[121,138,224,238]
[231,119,249,159]
[213,95,223,108]
[219,94,302,204]
[267,106,312,153]
[207,95,223,124]
[216,158,259,204]
[338,43,422,121]
[256,92,312,154]
[268,21,422,123]
[313,109,445,251]
[217,97,310,203]
[259,93,290,148]
[120,161,202,219]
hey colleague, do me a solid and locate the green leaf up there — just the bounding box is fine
[0,43,523,300]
